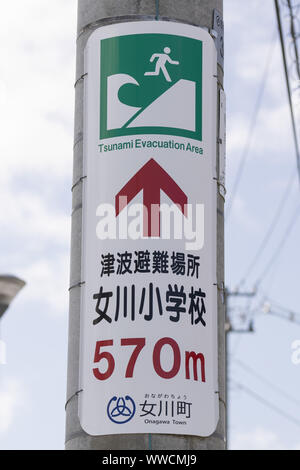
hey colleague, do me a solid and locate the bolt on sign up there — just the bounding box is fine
[79,21,219,437]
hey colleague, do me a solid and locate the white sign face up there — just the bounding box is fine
[79,21,218,437]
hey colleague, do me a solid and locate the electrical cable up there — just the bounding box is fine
[267,308,300,325]
[238,171,296,288]
[234,358,300,407]
[225,32,277,222]
[254,204,300,288]
[286,0,300,82]
[275,0,300,188]
[261,290,300,315]
[231,379,300,428]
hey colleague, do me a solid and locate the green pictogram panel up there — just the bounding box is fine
[100,34,203,141]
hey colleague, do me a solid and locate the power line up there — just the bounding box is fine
[236,1,300,290]
[265,308,300,325]
[231,379,300,428]
[275,0,300,187]
[229,202,300,363]
[225,32,277,222]
[255,204,300,287]
[251,288,300,323]
[233,358,300,407]
[261,290,300,316]
[238,170,296,288]
[238,2,300,290]
[286,0,300,83]
[231,204,300,343]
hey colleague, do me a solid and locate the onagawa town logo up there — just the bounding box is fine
[100,33,203,141]
[107,396,136,424]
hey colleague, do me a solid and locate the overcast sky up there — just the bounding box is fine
[0,0,300,450]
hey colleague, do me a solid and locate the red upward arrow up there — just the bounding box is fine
[115,158,187,237]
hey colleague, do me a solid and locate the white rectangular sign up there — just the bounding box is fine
[79,21,219,437]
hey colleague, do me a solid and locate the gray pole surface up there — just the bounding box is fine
[66,0,225,450]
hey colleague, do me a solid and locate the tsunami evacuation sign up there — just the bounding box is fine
[79,21,219,437]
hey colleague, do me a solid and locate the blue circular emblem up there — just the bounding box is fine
[107,395,136,424]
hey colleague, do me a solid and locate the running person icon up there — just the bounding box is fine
[144,47,179,82]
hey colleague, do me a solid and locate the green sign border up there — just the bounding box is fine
[100,34,203,142]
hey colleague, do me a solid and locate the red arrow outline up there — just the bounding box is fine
[115,158,187,237]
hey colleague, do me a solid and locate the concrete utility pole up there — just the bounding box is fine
[225,288,255,447]
[66,0,225,450]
